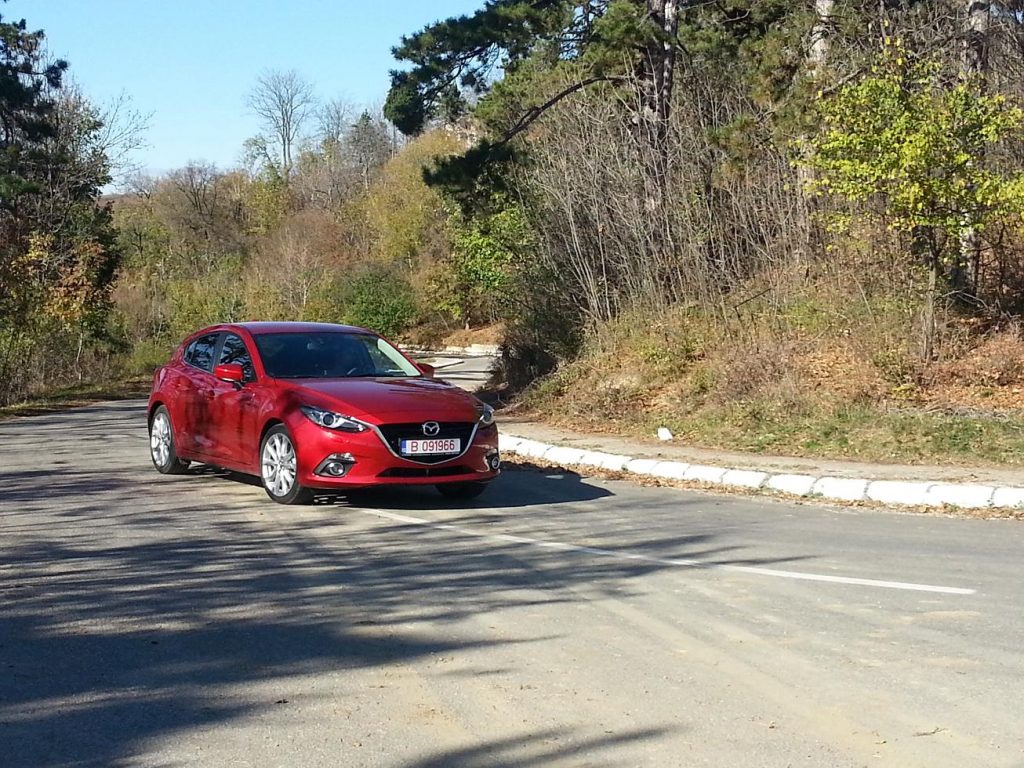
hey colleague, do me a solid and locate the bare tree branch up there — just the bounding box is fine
[246,70,316,178]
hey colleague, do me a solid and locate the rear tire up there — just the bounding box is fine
[436,481,489,500]
[260,425,314,505]
[149,406,190,475]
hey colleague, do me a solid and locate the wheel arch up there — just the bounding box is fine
[258,418,285,451]
[148,400,166,424]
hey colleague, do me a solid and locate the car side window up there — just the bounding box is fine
[363,337,402,373]
[219,334,255,382]
[184,333,219,373]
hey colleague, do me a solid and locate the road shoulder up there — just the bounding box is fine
[498,417,1024,515]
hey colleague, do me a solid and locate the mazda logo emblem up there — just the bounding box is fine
[422,421,440,437]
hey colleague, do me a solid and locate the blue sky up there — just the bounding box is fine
[3,0,482,174]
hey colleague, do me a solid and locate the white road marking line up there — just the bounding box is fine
[362,509,975,596]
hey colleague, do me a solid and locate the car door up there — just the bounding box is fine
[175,332,221,455]
[207,332,262,470]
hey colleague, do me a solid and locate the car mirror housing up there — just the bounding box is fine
[416,362,435,378]
[214,363,245,384]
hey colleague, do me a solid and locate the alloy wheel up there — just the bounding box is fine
[262,432,297,497]
[150,411,171,467]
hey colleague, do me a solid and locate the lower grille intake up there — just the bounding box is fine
[378,465,472,478]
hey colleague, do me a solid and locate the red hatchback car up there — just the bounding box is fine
[147,322,500,504]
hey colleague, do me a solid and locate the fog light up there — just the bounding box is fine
[487,452,501,471]
[315,453,356,477]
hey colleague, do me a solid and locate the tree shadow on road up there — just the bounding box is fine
[0,406,814,768]
[394,727,673,768]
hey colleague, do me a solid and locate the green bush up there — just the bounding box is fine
[442,201,535,325]
[123,338,176,377]
[166,259,247,338]
[341,266,417,338]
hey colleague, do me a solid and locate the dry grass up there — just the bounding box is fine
[519,294,1024,468]
[0,377,150,420]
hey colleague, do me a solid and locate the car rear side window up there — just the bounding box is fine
[184,333,219,373]
[219,334,255,381]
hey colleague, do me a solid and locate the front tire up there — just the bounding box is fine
[149,406,190,474]
[436,481,489,500]
[261,425,314,505]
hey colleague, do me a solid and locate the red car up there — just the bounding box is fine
[147,322,500,504]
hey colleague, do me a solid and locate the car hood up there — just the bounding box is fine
[283,377,482,423]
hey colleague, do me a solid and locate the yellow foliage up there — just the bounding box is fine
[363,130,462,266]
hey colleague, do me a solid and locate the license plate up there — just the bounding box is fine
[400,438,461,456]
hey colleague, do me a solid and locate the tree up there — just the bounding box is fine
[292,99,355,210]
[383,0,570,137]
[382,1,683,193]
[1,13,123,398]
[246,70,316,180]
[809,44,1024,359]
[317,98,355,148]
[346,111,393,191]
[955,0,992,297]
[0,14,67,215]
[637,0,679,154]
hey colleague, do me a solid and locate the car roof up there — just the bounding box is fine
[230,321,372,336]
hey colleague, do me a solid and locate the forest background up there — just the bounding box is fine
[3,1,1024,466]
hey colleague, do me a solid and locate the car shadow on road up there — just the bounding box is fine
[184,461,615,509]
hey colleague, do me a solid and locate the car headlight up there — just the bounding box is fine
[476,403,495,427]
[300,406,368,433]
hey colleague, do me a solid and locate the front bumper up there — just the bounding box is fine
[290,417,500,489]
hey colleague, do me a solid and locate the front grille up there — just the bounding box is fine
[376,422,475,465]
[378,465,472,478]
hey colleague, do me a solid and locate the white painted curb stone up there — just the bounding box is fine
[865,481,932,506]
[499,432,1024,510]
[922,484,995,509]
[517,439,553,460]
[407,344,499,357]
[624,458,661,476]
[811,477,870,502]
[583,452,632,472]
[992,488,1024,509]
[649,462,690,481]
[544,446,588,466]
[683,464,727,483]
[722,469,769,489]
[765,474,817,496]
[499,434,523,452]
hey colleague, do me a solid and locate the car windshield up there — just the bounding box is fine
[254,332,421,379]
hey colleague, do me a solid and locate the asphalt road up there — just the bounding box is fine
[2,397,1023,766]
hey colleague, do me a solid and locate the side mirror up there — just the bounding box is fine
[214,363,245,385]
[416,362,435,379]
